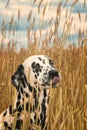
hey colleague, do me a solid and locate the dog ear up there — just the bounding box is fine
[11,64,24,91]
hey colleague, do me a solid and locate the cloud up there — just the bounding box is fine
[63,0,87,12]
[18,0,28,2]
[0,0,87,47]
[72,3,87,13]
[0,0,7,8]
[57,7,87,36]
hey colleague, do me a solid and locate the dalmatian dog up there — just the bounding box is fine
[0,55,61,130]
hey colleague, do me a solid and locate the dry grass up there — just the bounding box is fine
[0,42,87,130]
[0,0,87,129]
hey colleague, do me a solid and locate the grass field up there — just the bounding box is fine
[0,0,87,129]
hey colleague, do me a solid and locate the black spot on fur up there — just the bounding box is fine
[24,92,29,98]
[40,98,46,128]
[3,111,7,116]
[35,74,37,79]
[30,119,33,124]
[34,113,36,123]
[29,84,33,92]
[40,113,43,121]
[21,87,23,94]
[18,106,22,112]
[30,106,33,112]
[18,92,21,100]
[13,109,17,113]
[21,79,26,88]
[9,105,12,115]
[26,102,29,111]
[44,90,47,97]
[32,106,35,112]
[44,72,47,75]
[34,87,37,92]
[38,57,42,61]
[8,126,12,130]
[47,96,49,103]
[35,98,38,108]
[32,62,42,75]
[17,64,24,76]
[42,59,45,64]
[4,121,8,128]
[17,112,21,117]
[22,74,33,92]
[37,73,39,76]
[16,100,20,106]
[16,101,23,112]
[34,81,37,85]
[15,119,22,129]
[42,99,46,113]
[37,119,40,125]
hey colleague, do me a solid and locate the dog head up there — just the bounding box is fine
[11,55,61,91]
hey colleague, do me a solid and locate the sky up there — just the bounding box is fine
[0,0,87,50]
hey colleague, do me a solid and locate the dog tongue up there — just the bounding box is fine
[53,76,60,83]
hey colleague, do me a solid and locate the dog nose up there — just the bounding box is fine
[49,70,59,79]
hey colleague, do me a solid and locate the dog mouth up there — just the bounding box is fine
[42,76,60,89]
[52,76,60,83]
[51,76,60,87]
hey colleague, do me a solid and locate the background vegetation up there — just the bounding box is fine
[0,0,87,129]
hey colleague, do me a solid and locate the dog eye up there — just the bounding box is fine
[49,59,54,67]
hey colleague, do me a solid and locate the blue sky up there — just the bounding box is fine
[0,0,87,49]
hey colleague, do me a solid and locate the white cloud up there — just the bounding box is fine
[0,0,86,47]
[67,11,86,33]
[78,0,86,4]
[0,2,5,9]
[18,0,28,2]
